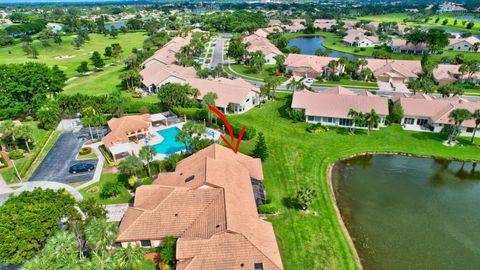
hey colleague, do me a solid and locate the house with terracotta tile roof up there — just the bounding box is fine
[291,87,388,128]
[186,77,262,114]
[365,21,380,31]
[140,62,198,92]
[390,39,428,54]
[117,144,284,270]
[253,26,283,38]
[444,36,480,52]
[283,19,305,33]
[396,94,480,136]
[433,64,480,85]
[366,58,422,84]
[342,29,381,47]
[142,35,192,67]
[285,54,344,78]
[313,19,336,30]
[244,34,283,64]
[268,19,282,27]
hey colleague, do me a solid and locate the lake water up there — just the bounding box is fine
[421,27,480,39]
[287,37,357,59]
[454,15,480,23]
[105,21,127,30]
[333,155,480,270]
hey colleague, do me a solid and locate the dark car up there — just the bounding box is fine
[69,163,95,174]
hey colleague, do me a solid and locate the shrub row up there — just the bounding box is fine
[258,204,278,214]
[19,130,53,177]
[172,107,208,121]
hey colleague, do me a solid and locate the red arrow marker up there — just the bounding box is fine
[208,105,246,154]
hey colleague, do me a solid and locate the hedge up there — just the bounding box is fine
[172,107,208,121]
[258,204,278,214]
[19,130,53,177]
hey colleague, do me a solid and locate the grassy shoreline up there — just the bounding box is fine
[228,93,480,270]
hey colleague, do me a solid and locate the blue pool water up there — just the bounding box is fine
[152,127,186,155]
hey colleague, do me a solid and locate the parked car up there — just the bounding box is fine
[69,163,95,174]
[305,78,315,84]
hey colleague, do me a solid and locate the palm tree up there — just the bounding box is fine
[327,60,339,76]
[113,244,145,270]
[348,109,365,134]
[287,77,306,91]
[15,125,33,153]
[139,145,156,177]
[43,231,81,267]
[470,109,480,143]
[448,109,472,144]
[203,92,218,126]
[337,57,348,73]
[364,109,381,136]
[85,218,118,252]
[0,120,17,148]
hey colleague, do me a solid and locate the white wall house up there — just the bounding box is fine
[291,87,389,130]
[444,37,480,52]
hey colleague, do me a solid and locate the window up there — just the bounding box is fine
[417,119,428,126]
[404,118,415,125]
[140,240,151,247]
[308,116,314,121]
[323,117,334,123]
[254,263,264,270]
[466,127,474,133]
[339,118,353,126]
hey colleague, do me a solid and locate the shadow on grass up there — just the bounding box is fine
[282,196,302,210]
[411,132,447,143]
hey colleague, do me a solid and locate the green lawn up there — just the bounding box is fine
[313,78,379,88]
[227,94,480,270]
[229,64,287,82]
[358,13,480,34]
[0,32,147,78]
[63,64,125,96]
[79,173,133,205]
[0,121,50,183]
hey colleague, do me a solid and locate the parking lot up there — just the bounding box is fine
[29,128,104,184]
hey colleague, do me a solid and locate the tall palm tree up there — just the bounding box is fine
[0,120,17,148]
[470,109,480,143]
[287,77,306,91]
[85,218,118,252]
[139,145,156,177]
[364,109,381,136]
[448,109,472,144]
[327,60,339,76]
[203,92,218,126]
[43,231,81,268]
[113,244,145,270]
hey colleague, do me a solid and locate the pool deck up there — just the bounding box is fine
[147,122,222,160]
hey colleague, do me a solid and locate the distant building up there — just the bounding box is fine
[140,62,197,92]
[342,29,381,47]
[285,54,344,78]
[444,36,480,52]
[244,34,283,64]
[142,35,192,67]
[438,2,468,13]
[390,39,428,54]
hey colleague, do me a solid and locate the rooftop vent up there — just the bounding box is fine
[185,175,195,182]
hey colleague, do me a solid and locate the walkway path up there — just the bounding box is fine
[75,142,105,190]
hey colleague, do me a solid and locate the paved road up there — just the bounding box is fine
[210,37,225,68]
[29,130,99,184]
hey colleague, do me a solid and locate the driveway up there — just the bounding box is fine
[210,37,225,68]
[29,129,102,184]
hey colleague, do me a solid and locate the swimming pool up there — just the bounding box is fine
[152,127,186,155]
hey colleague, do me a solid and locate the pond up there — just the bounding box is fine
[420,27,480,39]
[287,37,357,59]
[453,15,480,23]
[332,154,480,270]
[105,21,127,30]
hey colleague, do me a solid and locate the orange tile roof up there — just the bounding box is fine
[117,144,282,270]
[102,114,151,147]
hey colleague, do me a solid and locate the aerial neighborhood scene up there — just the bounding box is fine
[1,0,480,269]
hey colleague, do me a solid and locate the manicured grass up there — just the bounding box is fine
[229,64,288,82]
[0,121,50,183]
[63,64,125,96]
[313,78,378,88]
[0,32,147,77]
[79,173,133,205]
[78,152,97,160]
[227,94,480,270]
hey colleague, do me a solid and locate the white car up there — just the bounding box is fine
[305,78,315,84]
